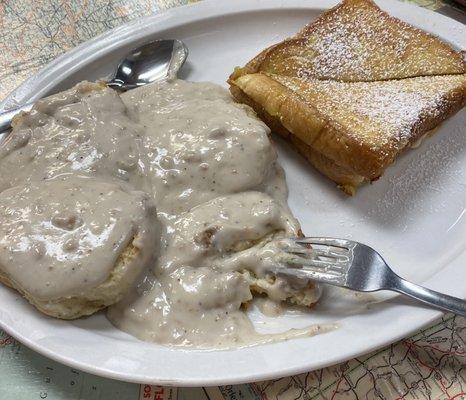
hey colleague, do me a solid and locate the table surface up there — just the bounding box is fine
[0,1,465,399]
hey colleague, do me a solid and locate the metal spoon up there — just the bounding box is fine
[0,39,188,132]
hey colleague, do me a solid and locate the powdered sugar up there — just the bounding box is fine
[274,74,463,151]
[261,0,465,82]
[296,5,412,81]
[337,80,446,143]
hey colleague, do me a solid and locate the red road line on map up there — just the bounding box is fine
[404,341,465,357]
[416,355,450,397]
[330,375,344,400]
[403,341,450,398]
[0,337,12,347]
[253,383,269,400]
[393,388,465,400]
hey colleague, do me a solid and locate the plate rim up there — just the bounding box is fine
[0,0,465,386]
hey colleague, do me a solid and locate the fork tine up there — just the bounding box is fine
[286,250,349,266]
[286,245,348,259]
[285,256,333,268]
[313,248,349,259]
[285,256,346,274]
[274,237,353,286]
[275,267,346,284]
[295,237,352,249]
[283,246,311,256]
[284,245,350,268]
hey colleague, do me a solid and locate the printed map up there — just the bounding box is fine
[0,314,464,399]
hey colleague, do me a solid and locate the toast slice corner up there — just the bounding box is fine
[230,0,466,83]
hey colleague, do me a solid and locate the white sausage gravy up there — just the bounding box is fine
[0,79,323,348]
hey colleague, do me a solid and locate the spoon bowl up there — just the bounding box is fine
[108,39,188,90]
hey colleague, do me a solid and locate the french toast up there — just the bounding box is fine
[229,0,466,194]
[232,0,466,82]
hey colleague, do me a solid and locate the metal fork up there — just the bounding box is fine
[274,237,466,316]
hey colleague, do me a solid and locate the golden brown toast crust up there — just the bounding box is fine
[231,72,466,180]
[231,0,466,83]
[230,84,366,195]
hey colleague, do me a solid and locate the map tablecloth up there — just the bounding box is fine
[0,1,465,399]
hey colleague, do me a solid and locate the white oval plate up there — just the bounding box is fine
[0,0,465,386]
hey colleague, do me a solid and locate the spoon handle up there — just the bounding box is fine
[0,103,34,133]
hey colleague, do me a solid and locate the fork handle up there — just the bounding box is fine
[393,278,466,316]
